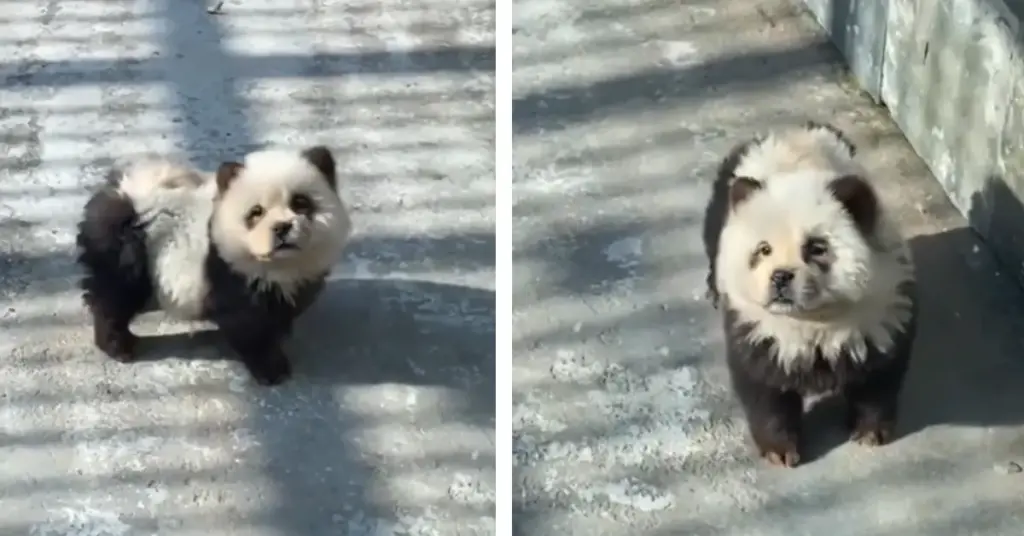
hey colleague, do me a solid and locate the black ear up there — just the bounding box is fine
[301,145,337,189]
[728,176,763,209]
[829,174,878,235]
[216,161,244,193]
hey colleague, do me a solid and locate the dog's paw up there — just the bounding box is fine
[850,424,893,447]
[759,444,801,468]
[245,352,293,386]
[96,330,138,363]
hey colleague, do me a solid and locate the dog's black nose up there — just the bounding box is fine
[273,222,293,239]
[770,269,794,288]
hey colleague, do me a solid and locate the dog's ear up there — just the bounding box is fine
[829,174,878,236]
[216,162,244,193]
[301,146,337,190]
[728,176,763,209]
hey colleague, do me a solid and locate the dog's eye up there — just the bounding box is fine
[245,205,264,224]
[804,238,829,257]
[756,242,772,257]
[289,194,314,214]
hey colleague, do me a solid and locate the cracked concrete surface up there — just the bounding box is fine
[512,0,1024,534]
[0,0,494,534]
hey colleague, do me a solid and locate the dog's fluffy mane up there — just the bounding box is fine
[714,122,915,370]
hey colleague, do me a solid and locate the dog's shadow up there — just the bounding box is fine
[129,277,496,390]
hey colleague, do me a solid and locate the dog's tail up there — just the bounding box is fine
[112,155,208,202]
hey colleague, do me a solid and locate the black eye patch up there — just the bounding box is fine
[289,194,316,215]
[749,241,772,268]
[802,237,830,266]
[245,205,264,228]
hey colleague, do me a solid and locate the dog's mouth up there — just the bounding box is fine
[765,291,796,309]
[274,241,299,252]
[268,243,301,259]
[765,298,797,315]
[765,279,826,315]
[252,242,301,262]
[765,296,850,321]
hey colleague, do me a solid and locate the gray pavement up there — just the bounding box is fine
[0,1,494,534]
[512,0,1024,534]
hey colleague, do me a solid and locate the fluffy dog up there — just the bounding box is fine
[701,122,917,467]
[75,146,352,385]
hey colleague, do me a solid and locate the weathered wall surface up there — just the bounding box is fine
[803,0,889,99]
[803,0,1024,286]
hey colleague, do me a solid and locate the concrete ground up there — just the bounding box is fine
[0,1,494,535]
[513,0,1024,534]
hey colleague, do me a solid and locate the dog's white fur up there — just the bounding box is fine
[716,125,915,370]
[115,149,351,319]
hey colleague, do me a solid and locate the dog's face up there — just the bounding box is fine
[230,183,317,261]
[743,221,844,315]
[719,173,878,318]
[210,146,351,279]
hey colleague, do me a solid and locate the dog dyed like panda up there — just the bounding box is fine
[75,146,352,386]
[701,122,917,467]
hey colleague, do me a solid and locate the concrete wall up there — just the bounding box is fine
[801,0,1024,287]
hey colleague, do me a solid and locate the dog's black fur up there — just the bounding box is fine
[701,124,917,467]
[701,136,760,310]
[720,300,917,467]
[75,176,326,386]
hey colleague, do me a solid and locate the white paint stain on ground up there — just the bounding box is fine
[343,255,416,280]
[31,505,131,536]
[602,235,645,292]
[658,40,700,67]
[447,472,496,508]
[549,349,606,383]
[513,393,569,434]
[601,478,676,512]
[544,23,588,48]
[602,236,643,270]
[514,0,580,33]
[513,164,599,201]
[689,6,718,19]
[396,507,445,536]
[73,432,163,474]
